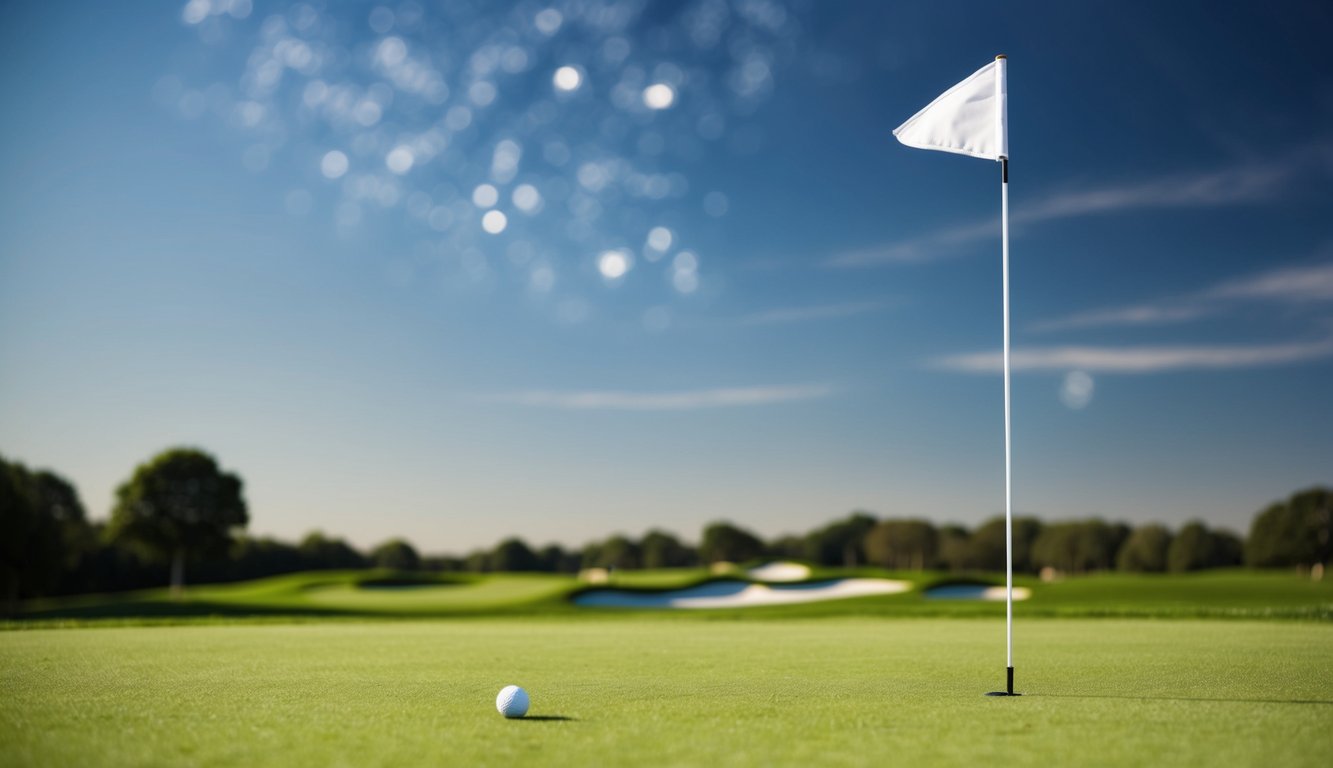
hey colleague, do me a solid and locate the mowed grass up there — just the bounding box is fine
[14,571,584,620]
[16,568,1333,621]
[3,618,1331,767]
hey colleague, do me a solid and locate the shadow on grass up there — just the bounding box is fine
[518,715,577,722]
[1034,693,1333,706]
[20,601,352,621]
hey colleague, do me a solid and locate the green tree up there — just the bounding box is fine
[579,541,603,570]
[1032,520,1121,574]
[699,521,764,564]
[864,519,939,570]
[106,448,248,596]
[1,457,63,612]
[298,531,366,570]
[594,535,643,570]
[764,534,806,560]
[936,524,971,571]
[1167,521,1242,572]
[538,544,578,573]
[968,516,1043,572]
[1030,523,1077,573]
[26,466,93,592]
[640,530,696,569]
[464,549,490,572]
[1246,488,1332,568]
[371,539,421,571]
[1077,520,1126,572]
[221,536,302,581]
[490,538,541,572]
[803,513,876,567]
[1116,524,1172,572]
[31,470,89,542]
[420,554,466,572]
[1213,529,1244,568]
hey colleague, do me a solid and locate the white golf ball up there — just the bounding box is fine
[496,685,530,718]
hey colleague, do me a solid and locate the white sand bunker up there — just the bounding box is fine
[746,561,812,582]
[925,584,1032,601]
[574,578,911,609]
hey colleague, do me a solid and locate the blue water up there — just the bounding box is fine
[923,585,994,600]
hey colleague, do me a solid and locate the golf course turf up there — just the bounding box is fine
[3,570,1332,766]
[11,567,1332,621]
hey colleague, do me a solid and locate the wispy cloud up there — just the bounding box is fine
[1206,261,1333,302]
[1032,259,1333,333]
[931,338,1333,374]
[739,301,889,326]
[1016,161,1294,221]
[480,384,836,411]
[826,148,1330,268]
[1029,303,1214,333]
[825,219,996,267]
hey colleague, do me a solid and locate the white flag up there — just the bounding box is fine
[894,57,1007,161]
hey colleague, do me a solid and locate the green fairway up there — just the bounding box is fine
[15,568,1333,621]
[2,618,1330,767]
[8,569,1329,764]
[300,573,576,613]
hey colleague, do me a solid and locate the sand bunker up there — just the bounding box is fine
[574,577,911,609]
[925,584,1032,601]
[745,561,813,582]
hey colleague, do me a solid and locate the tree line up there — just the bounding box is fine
[2,447,1329,611]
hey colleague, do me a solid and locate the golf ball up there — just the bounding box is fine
[496,685,530,718]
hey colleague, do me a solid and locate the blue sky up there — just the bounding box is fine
[2,0,1330,552]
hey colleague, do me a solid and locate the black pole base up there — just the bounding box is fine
[985,666,1020,696]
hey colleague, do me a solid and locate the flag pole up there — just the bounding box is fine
[986,53,1018,698]
[887,51,1017,696]
[1002,150,1014,696]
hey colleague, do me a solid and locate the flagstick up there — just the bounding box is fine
[990,53,1018,697]
[986,154,1018,697]
[1002,154,1015,697]
[987,155,1017,697]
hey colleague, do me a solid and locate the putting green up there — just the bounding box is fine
[3,618,1330,767]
